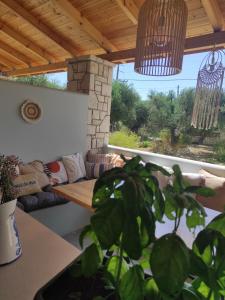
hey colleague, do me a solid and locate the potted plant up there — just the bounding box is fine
[0,155,22,265]
[36,155,225,300]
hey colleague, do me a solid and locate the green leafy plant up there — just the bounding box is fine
[0,155,18,204]
[77,156,225,300]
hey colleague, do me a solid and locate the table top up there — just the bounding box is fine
[53,179,96,211]
[0,208,80,300]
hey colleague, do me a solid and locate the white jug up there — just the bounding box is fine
[0,199,22,265]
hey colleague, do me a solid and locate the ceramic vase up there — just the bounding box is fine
[0,199,22,265]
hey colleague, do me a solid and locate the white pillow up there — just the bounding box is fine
[62,153,86,183]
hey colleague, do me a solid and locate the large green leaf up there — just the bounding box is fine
[122,178,140,217]
[81,243,101,277]
[123,216,142,260]
[106,255,128,285]
[186,209,205,229]
[91,198,124,249]
[173,165,184,193]
[139,207,155,247]
[184,186,215,197]
[145,162,171,177]
[144,278,161,300]
[119,266,145,300]
[153,188,165,222]
[207,213,225,237]
[123,156,142,172]
[151,234,190,295]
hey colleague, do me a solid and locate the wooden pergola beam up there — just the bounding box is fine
[5,62,67,77]
[100,31,225,62]
[0,41,31,66]
[0,0,80,57]
[52,0,118,52]
[6,31,225,77]
[114,0,139,25]
[0,21,56,64]
[201,0,224,32]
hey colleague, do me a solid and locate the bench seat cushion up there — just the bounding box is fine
[17,185,68,212]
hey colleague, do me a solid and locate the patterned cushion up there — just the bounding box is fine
[13,174,42,197]
[86,150,113,164]
[45,160,68,185]
[19,160,50,188]
[62,153,86,183]
[85,161,114,179]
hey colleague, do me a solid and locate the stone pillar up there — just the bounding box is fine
[67,55,114,151]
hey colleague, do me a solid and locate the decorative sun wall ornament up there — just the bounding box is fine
[134,0,188,76]
[20,100,43,124]
[191,50,225,130]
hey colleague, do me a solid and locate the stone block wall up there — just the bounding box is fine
[67,55,114,151]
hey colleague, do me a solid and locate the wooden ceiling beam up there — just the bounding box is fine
[0,21,56,64]
[114,0,139,25]
[52,0,118,52]
[99,31,225,62]
[0,0,80,57]
[5,61,67,77]
[201,0,224,32]
[0,53,17,68]
[0,41,31,66]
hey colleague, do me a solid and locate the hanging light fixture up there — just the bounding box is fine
[135,0,188,76]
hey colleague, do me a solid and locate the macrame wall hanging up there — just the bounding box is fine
[191,49,225,130]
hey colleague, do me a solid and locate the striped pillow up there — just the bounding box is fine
[86,150,112,164]
[85,161,114,179]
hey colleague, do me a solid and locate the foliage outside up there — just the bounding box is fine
[14,74,65,90]
[111,81,225,165]
[109,129,140,149]
[75,156,225,300]
[0,155,18,204]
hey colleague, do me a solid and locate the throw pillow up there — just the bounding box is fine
[13,174,42,197]
[19,160,50,188]
[45,160,68,185]
[199,169,225,189]
[182,173,205,187]
[87,150,112,164]
[62,153,86,183]
[196,169,225,212]
[85,161,114,179]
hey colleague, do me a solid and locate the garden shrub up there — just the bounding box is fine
[214,140,225,162]
[109,129,140,149]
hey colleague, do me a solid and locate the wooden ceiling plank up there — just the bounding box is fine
[52,0,118,52]
[0,21,56,64]
[0,0,80,57]
[201,0,224,31]
[5,61,67,77]
[0,40,31,66]
[114,0,139,25]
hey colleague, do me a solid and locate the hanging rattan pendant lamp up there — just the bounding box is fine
[135,0,188,76]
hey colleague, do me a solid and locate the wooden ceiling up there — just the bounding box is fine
[0,0,224,76]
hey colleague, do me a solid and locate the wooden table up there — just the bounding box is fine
[0,208,80,300]
[53,179,96,211]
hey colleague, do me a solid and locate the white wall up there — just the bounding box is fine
[0,80,89,162]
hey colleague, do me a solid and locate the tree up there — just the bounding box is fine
[111,81,141,130]
[14,74,65,90]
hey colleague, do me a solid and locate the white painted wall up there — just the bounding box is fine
[0,80,89,162]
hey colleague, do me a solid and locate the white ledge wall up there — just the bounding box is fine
[0,80,89,162]
[108,145,225,177]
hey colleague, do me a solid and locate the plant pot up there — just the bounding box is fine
[0,199,22,265]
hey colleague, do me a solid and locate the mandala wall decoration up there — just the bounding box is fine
[20,100,43,124]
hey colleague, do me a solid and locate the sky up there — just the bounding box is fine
[47,52,225,101]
